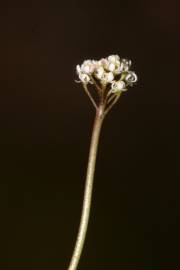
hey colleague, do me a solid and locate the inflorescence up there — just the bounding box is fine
[76,55,137,113]
[76,55,137,92]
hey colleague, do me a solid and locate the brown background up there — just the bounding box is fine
[0,1,179,269]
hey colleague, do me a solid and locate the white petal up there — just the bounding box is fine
[116,81,126,90]
[111,80,126,93]
[107,72,114,82]
[76,65,81,74]
[89,64,95,73]
[126,71,138,82]
[99,58,109,68]
[108,55,120,63]
[95,67,104,79]
[83,60,92,65]
[108,63,115,72]
[131,72,138,82]
[121,59,131,71]
[82,65,90,74]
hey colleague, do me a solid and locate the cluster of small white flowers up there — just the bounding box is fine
[76,55,137,93]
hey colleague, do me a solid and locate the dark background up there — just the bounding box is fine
[1,1,179,269]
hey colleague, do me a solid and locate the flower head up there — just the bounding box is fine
[76,54,137,92]
[76,54,138,114]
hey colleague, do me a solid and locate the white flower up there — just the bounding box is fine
[106,55,124,75]
[79,73,91,84]
[75,55,137,90]
[81,65,91,74]
[125,71,138,83]
[81,60,95,74]
[95,66,114,84]
[95,66,105,80]
[108,55,120,63]
[111,80,126,93]
[102,72,114,84]
[121,59,132,71]
[98,58,109,69]
[76,62,94,84]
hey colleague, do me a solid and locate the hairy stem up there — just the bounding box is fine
[68,106,104,270]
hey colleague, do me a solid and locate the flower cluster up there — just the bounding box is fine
[76,55,137,93]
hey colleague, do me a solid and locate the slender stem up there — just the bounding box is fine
[83,84,98,110]
[68,106,105,270]
[106,93,116,105]
[104,92,122,116]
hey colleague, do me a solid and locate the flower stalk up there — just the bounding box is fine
[67,54,137,270]
[68,105,104,270]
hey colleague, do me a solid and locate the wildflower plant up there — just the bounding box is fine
[68,55,137,270]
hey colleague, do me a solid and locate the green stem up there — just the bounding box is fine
[68,106,104,270]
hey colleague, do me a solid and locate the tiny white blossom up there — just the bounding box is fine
[121,59,132,71]
[125,71,138,83]
[111,80,126,93]
[95,66,105,80]
[98,58,109,69]
[102,72,114,84]
[107,56,123,75]
[108,55,120,63]
[81,65,91,74]
[79,73,91,84]
[81,60,95,74]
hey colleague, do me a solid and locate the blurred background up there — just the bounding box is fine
[0,0,179,269]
